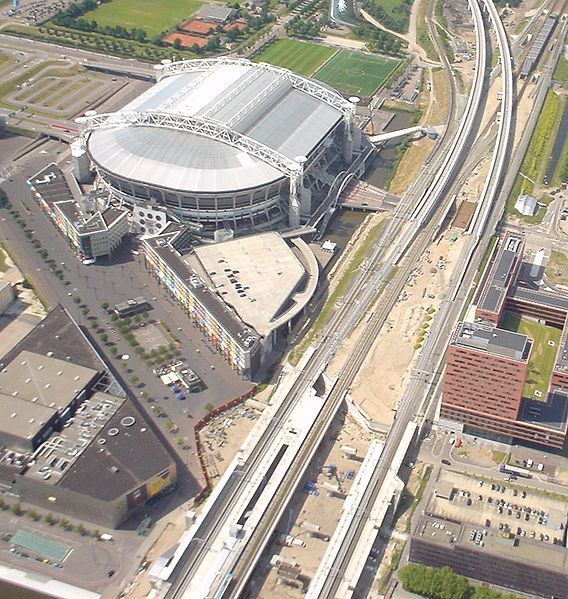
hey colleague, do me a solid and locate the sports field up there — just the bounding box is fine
[314,51,400,96]
[253,39,337,77]
[82,0,204,37]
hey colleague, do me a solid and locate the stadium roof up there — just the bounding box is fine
[85,59,348,194]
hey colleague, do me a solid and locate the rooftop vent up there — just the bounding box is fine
[108,428,119,436]
[47,351,54,357]
[121,416,135,427]
[98,438,106,445]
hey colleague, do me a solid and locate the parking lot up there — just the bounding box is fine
[430,471,567,547]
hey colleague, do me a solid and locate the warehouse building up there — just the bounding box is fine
[0,307,177,528]
[76,57,365,239]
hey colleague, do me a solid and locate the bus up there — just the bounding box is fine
[499,464,532,479]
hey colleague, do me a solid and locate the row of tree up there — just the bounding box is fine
[399,565,522,599]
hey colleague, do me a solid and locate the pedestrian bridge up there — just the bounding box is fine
[369,125,439,144]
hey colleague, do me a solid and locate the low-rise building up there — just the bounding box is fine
[0,280,15,314]
[0,307,177,528]
[409,470,568,598]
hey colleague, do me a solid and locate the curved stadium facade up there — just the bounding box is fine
[76,58,363,237]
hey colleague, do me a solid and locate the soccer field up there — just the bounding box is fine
[253,39,337,77]
[82,0,204,37]
[314,51,400,96]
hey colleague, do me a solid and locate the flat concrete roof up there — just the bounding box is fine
[477,233,523,315]
[511,285,568,312]
[59,402,174,501]
[453,322,530,361]
[0,305,104,371]
[0,393,57,441]
[415,514,568,571]
[0,350,98,412]
[145,237,256,345]
[191,233,306,336]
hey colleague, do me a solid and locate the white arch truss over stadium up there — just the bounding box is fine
[75,110,305,226]
[153,57,356,123]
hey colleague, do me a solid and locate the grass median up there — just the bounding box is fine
[289,218,386,365]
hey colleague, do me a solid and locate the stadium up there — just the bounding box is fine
[76,57,365,238]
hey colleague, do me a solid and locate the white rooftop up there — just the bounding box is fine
[515,194,537,216]
[191,232,306,336]
[87,59,344,194]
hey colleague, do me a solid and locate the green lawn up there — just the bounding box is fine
[553,55,568,86]
[501,311,561,400]
[545,250,568,286]
[81,0,204,37]
[253,39,337,77]
[0,248,9,273]
[313,50,400,96]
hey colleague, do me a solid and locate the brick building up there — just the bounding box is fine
[440,232,568,449]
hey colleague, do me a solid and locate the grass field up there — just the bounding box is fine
[553,56,568,86]
[81,0,204,37]
[545,250,568,287]
[501,311,562,400]
[313,50,400,96]
[253,39,337,77]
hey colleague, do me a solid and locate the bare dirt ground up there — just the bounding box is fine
[330,231,466,427]
[198,401,264,482]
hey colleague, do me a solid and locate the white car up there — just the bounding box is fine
[82,258,96,265]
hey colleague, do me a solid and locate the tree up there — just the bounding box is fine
[205,402,214,412]
[173,37,182,50]
[76,523,86,535]
[399,565,469,599]
[11,503,21,516]
[101,301,109,311]
[110,346,118,356]
[100,333,108,343]
[44,513,55,525]
[27,509,38,520]
[73,296,81,304]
